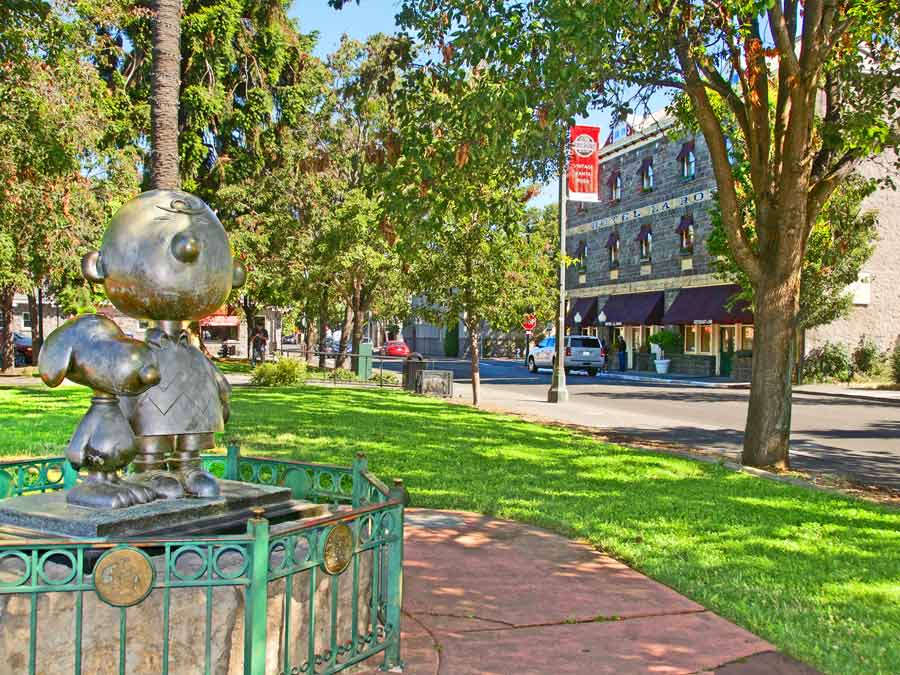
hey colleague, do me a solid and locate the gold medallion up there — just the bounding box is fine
[94,546,155,607]
[322,523,354,576]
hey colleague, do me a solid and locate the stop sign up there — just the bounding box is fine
[522,314,537,332]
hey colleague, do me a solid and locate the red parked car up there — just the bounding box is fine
[382,340,410,358]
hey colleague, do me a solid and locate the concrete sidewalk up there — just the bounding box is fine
[361,509,818,675]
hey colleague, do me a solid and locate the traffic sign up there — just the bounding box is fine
[522,314,537,332]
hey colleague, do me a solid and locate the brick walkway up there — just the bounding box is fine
[363,509,819,675]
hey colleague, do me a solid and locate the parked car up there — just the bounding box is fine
[381,340,410,358]
[527,335,604,376]
[0,331,34,367]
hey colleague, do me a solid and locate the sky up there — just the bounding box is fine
[289,2,659,207]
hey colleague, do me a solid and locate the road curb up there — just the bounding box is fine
[597,372,749,389]
[792,387,900,406]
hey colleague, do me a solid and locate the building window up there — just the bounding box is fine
[606,231,620,267]
[677,214,694,253]
[677,141,696,179]
[741,325,754,351]
[636,224,652,261]
[639,157,653,191]
[607,170,622,201]
[22,312,31,328]
[683,325,714,354]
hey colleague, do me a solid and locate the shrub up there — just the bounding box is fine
[852,336,880,376]
[371,372,400,385]
[892,342,900,384]
[803,342,852,383]
[648,329,681,358]
[250,358,307,386]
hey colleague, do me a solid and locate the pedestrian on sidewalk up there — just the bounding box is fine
[617,335,627,371]
[600,339,609,374]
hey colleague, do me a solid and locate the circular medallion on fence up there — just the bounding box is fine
[322,523,354,576]
[94,546,155,607]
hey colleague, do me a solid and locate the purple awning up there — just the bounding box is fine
[600,292,665,327]
[606,169,620,187]
[566,296,598,329]
[637,157,653,175]
[662,284,753,325]
[676,214,694,234]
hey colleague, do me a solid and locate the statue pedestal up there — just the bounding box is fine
[0,480,323,539]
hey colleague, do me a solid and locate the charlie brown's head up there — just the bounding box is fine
[82,190,246,321]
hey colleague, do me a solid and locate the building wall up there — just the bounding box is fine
[805,151,900,353]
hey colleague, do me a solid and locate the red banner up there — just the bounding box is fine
[567,125,601,202]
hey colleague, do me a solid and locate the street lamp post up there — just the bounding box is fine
[548,134,569,403]
[574,312,582,334]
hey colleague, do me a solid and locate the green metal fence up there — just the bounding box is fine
[0,448,405,675]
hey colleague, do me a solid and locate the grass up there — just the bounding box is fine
[1,385,898,674]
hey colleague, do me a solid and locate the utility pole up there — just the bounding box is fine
[548,133,569,403]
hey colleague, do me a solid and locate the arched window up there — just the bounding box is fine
[636,224,652,260]
[677,141,696,179]
[639,157,653,191]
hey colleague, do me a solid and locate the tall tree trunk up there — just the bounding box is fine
[35,285,44,360]
[742,269,801,469]
[0,287,14,371]
[241,296,257,359]
[468,321,481,407]
[335,302,353,369]
[350,279,365,372]
[26,291,39,363]
[318,287,329,369]
[303,303,316,365]
[150,0,182,189]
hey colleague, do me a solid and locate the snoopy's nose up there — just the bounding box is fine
[139,365,161,386]
[171,231,201,263]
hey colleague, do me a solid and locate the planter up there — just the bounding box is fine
[654,358,671,374]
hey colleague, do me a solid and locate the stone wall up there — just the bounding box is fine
[732,354,753,382]
[668,354,716,377]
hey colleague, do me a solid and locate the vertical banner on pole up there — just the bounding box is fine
[567,125,601,202]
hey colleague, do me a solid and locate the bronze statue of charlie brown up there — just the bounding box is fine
[39,190,246,508]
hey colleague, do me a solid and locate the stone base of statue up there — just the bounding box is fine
[0,480,324,539]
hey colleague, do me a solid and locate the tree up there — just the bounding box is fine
[382,64,557,405]
[708,174,879,332]
[150,0,181,189]
[0,1,140,369]
[341,0,900,468]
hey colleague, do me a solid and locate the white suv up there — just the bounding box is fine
[528,335,605,376]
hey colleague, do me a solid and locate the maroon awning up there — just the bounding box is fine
[662,284,753,325]
[600,292,664,327]
[637,157,653,175]
[635,223,652,242]
[676,213,693,234]
[677,140,695,161]
[566,296,598,329]
[572,239,587,259]
[605,231,619,249]
[606,169,620,187]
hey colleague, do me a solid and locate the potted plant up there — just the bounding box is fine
[648,329,681,374]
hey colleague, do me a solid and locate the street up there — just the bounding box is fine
[384,358,900,490]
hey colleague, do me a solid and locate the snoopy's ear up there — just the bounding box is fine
[81,251,105,283]
[38,324,74,388]
[232,260,246,289]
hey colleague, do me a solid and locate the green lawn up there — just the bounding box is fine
[1,385,898,674]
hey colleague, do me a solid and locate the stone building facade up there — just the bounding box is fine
[564,113,754,377]
[565,113,900,378]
